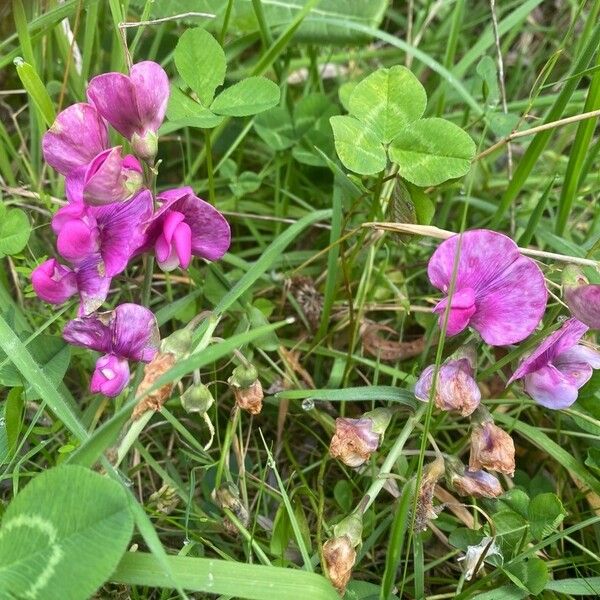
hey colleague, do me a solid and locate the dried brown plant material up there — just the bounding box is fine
[288,276,323,330]
[330,417,379,467]
[469,421,515,477]
[232,380,264,415]
[132,351,176,420]
[323,536,356,595]
[414,456,445,533]
[361,320,427,361]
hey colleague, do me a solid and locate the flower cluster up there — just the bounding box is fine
[32,62,231,397]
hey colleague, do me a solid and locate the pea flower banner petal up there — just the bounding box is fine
[427,229,547,345]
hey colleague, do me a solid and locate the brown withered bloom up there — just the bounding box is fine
[469,420,515,477]
[228,363,263,415]
[414,456,445,533]
[288,276,323,330]
[329,408,392,468]
[447,458,503,498]
[213,482,250,535]
[132,328,192,420]
[323,536,356,594]
[323,511,362,595]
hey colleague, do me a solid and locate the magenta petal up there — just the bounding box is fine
[427,230,547,345]
[87,72,140,139]
[65,166,86,204]
[433,288,476,336]
[90,354,130,396]
[63,312,112,353]
[509,318,589,382]
[469,254,548,345]
[111,304,160,362]
[74,254,111,315]
[157,187,194,204]
[162,210,186,243]
[83,147,144,206]
[129,61,170,133]
[42,103,108,175]
[31,259,77,304]
[557,344,600,370]
[173,222,192,269]
[93,190,153,276]
[523,364,579,409]
[56,218,99,262]
[155,234,171,263]
[565,284,600,329]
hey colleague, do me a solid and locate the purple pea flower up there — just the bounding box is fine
[562,264,600,329]
[49,190,153,314]
[427,230,547,345]
[31,259,78,304]
[63,303,160,397]
[508,318,600,410]
[42,103,144,205]
[87,61,169,160]
[141,187,231,272]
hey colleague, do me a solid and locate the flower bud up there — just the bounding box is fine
[329,417,380,467]
[181,383,214,414]
[149,483,179,515]
[414,456,445,533]
[322,536,356,595]
[469,409,515,476]
[131,130,158,161]
[90,353,130,397]
[228,363,263,415]
[160,328,193,358]
[458,537,503,580]
[213,482,249,534]
[83,147,144,206]
[446,457,503,498]
[562,264,600,329]
[415,357,481,416]
[31,259,78,304]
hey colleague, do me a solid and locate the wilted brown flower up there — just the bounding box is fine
[330,417,379,467]
[414,456,445,532]
[469,421,515,476]
[288,276,323,330]
[323,536,356,595]
[449,463,503,499]
[132,351,176,420]
[213,482,250,535]
[228,363,264,415]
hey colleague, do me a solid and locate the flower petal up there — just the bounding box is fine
[523,364,579,409]
[111,303,160,362]
[130,61,170,133]
[565,284,600,329]
[90,353,130,397]
[42,103,108,175]
[87,72,141,139]
[31,259,78,304]
[509,318,588,382]
[433,288,476,336]
[557,344,600,370]
[427,230,547,345]
[74,254,111,315]
[93,189,153,276]
[63,311,112,353]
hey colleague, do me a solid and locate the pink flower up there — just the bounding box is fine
[427,230,547,345]
[562,265,600,329]
[87,61,169,160]
[31,259,78,304]
[90,354,130,396]
[42,103,108,176]
[141,187,230,272]
[63,303,160,397]
[508,318,600,409]
[50,190,153,314]
[415,358,481,416]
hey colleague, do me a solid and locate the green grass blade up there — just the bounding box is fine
[517,176,555,246]
[111,552,338,599]
[555,49,600,235]
[275,386,417,407]
[490,18,600,227]
[15,59,56,126]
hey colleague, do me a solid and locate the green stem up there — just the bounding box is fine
[205,130,216,204]
[360,404,426,513]
[215,407,240,489]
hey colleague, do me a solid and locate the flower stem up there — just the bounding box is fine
[360,403,426,513]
